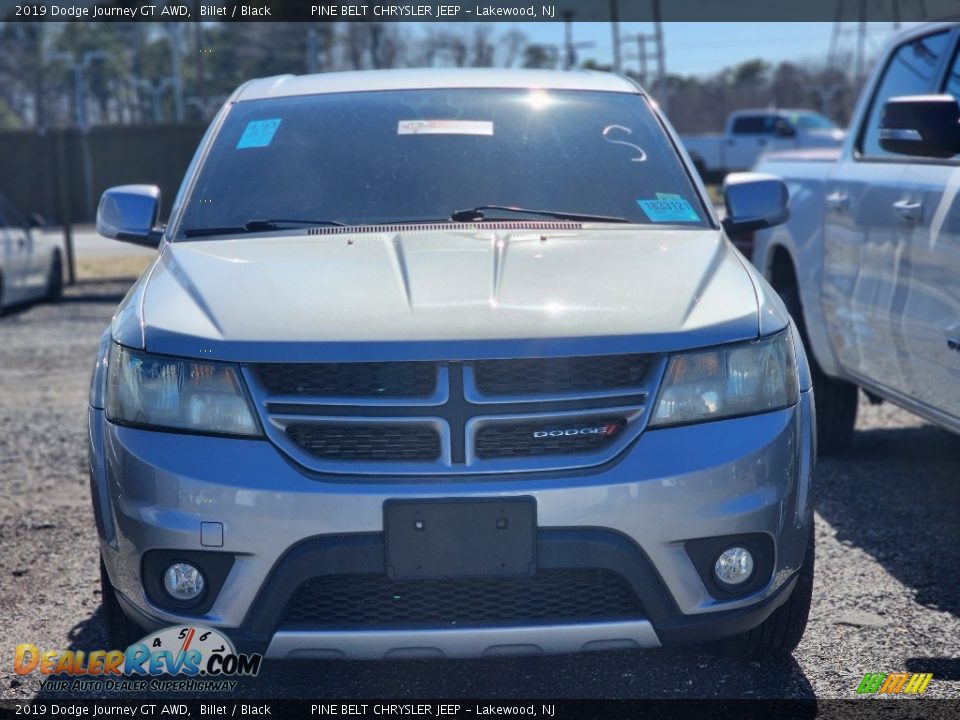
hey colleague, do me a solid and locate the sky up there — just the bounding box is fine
[517,21,920,77]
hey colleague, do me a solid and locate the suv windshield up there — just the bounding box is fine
[176,88,709,237]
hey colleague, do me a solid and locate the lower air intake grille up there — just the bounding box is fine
[473,355,652,397]
[475,419,624,459]
[282,569,643,627]
[286,424,441,461]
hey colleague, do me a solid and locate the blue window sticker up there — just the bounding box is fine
[236,118,282,149]
[637,193,701,223]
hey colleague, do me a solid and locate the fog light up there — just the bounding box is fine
[714,546,754,586]
[163,562,205,601]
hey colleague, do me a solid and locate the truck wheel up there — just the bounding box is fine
[46,251,63,302]
[715,527,815,660]
[100,557,143,649]
[778,278,857,454]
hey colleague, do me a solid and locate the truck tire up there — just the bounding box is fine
[100,557,143,649]
[715,527,815,660]
[778,277,857,454]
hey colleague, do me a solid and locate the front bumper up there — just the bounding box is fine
[90,389,814,658]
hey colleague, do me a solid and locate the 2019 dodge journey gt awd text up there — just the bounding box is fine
[89,68,816,661]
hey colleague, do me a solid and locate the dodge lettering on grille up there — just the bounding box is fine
[533,424,621,439]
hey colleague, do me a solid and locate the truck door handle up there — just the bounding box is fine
[893,200,923,223]
[825,191,849,212]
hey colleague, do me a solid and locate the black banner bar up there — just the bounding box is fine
[3,0,960,22]
[2,699,960,720]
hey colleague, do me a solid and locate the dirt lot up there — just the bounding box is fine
[1,275,958,701]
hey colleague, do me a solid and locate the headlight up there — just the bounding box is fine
[105,344,261,437]
[649,331,798,428]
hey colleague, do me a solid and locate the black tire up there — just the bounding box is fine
[46,251,63,302]
[100,557,143,649]
[716,527,815,660]
[777,278,857,455]
[0,272,5,317]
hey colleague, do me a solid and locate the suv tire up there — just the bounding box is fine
[100,557,143,649]
[716,527,815,660]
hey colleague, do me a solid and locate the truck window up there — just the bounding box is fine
[731,115,774,134]
[859,31,951,157]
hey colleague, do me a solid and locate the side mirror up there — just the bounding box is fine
[722,172,790,235]
[28,213,46,228]
[96,185,162,247]
[879,94,960,159]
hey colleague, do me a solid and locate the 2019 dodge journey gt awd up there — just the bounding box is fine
[89,68,816,661]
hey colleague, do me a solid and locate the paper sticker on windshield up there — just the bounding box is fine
[398,120,493,136]
[637,193,701,223]
[237,118,281,149]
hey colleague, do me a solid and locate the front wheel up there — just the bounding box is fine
[100,557,143,649]
[715,527,815,660]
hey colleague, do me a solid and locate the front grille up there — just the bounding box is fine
[475,419,625,459]
[253,362,436,398]
[282,569,643,627]
[473,355,651,397]
[286,423,441,461]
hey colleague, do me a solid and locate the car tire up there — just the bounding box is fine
[715,527,815,660]
[777,278,857,454]
[46,252,63,302]
[100,557,143,649]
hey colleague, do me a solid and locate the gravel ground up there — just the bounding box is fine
[1,279,958,702]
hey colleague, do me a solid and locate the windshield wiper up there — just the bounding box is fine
[450,205,631,224]
[181,218,346,238]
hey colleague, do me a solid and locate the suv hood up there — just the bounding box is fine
[116,228,768,362]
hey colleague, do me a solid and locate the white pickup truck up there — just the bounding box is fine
[683,109,845,183]
[753,22,960,453]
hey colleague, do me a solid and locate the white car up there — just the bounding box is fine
[0,194,63,313]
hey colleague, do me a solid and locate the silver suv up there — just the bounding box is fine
[89,69,815,661]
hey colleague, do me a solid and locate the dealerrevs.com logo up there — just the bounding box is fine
[14,625,261,692]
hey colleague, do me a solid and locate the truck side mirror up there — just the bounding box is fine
[721,172,790,235]
[879,94,960,159]
[96,185,163,248]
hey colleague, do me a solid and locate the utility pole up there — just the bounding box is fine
[194,2,207,117]
[624,33,648,85]
[610,0,621,73]
[166,24,185,123]
[561,11,594,70]
[828,0,926,86]
[652,0,667,114]
[46,49,107,280]
[307,28,319,74]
